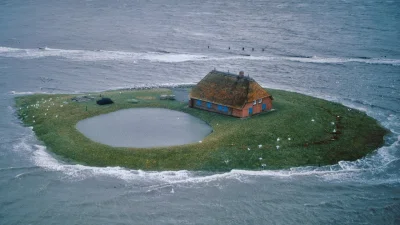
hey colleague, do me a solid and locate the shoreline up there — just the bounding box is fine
[15,88,388,171]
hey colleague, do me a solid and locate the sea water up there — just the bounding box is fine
[0,0,399,224]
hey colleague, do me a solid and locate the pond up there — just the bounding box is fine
[76,108,212,148]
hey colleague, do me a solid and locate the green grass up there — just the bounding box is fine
[15,88,388,171]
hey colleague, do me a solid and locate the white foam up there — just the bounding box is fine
[102,82,196,92]
[0,46,207,63]
[11,112,400,185]
[0,46,21,53]
[28,143,245,183]
[1,46,399,66]
[9,91,36,95]
[142,52,207,63]
[281,55,400,66]
[11,136,316,183]
[26,140,399,185]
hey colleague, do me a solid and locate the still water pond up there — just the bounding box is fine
[76,108,212,148]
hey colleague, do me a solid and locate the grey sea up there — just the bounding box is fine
[0,0,399,224]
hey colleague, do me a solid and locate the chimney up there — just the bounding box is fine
[239,71,244,77]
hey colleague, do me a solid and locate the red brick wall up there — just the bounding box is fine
[264,97,273,110]
[240,97,273,117]
[241,102,252,117]
[232,108,243,117]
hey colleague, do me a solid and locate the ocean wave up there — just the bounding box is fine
[9,83,198,96]
[104,82,196,91]
[341,97,399,114]
[11,129,400,185]
[0,46,207,63]
[280,55,400,66]
[0,166,39,171]
[9,91,36,95]
[1,46,399,66]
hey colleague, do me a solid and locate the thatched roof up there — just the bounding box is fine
[190,70,271,109]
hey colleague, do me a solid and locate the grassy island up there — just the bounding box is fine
[15,88,388,171]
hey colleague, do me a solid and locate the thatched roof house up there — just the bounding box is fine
[189,70,273,118]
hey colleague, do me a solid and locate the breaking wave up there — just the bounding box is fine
[9,91,37,95]
[1,46,399,66]
[11,130,400,185]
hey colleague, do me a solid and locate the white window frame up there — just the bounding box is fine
[258,98,262,103]
[253,100,257,105]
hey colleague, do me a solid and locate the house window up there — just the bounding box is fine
[253,100,257,105]
[258,99,262,103]
[207,102,212,109]
[249,108,253,115]
[196,100,202,106]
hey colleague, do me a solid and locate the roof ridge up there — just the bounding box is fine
[190,70,270,109]
[211,70,255,81]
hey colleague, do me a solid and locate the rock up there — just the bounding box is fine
[97,98,114,105]
[71,96,95,102]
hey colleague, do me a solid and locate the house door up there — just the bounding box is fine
[262,104,266,111]
[248,108,253,115]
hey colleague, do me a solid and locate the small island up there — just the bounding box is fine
[14,86,387,171]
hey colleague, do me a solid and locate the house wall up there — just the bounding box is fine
[232,108,243,117]
[190,97,273,118]
[264,97,273,110]
[241,97,273,117]
[190,98,232,116]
